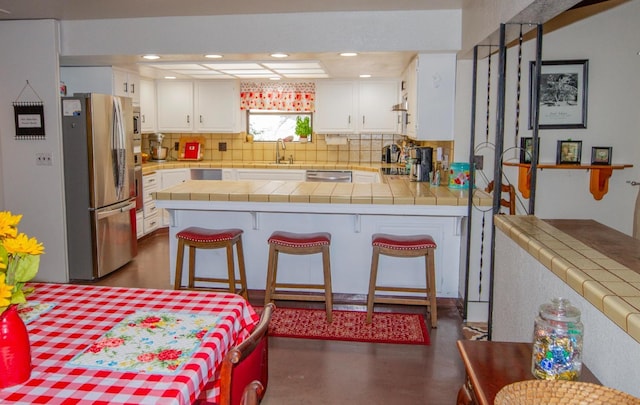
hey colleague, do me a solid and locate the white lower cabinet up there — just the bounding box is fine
[159,169,190,226]
[142,172,159,236]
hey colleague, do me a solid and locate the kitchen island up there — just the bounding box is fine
[153,173,492,303]
[492,215,640,398]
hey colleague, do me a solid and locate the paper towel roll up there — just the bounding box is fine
[325,135,348,145]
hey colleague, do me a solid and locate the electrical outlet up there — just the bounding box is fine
[473,155,483,170]
[174,142,180,151]
[36,152,52,166]
[219,142,227,152]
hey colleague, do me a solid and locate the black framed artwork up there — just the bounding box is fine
[529,60,589,129]
[591,146,612,165]
[556,140,582,164]
[519,137,540,164]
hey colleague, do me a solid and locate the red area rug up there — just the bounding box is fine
[257,307,430,345]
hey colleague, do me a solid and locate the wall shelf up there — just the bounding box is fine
[503,162,633,200]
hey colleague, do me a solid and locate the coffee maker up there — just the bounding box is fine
[410,147,433,182]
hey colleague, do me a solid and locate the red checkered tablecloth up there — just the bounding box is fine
[0,283,259,405]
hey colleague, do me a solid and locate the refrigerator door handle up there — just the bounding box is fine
[96,201,136,220]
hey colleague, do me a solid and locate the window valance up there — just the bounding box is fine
[240,82,315,112]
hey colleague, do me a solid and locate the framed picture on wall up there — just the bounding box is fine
[529,60,589,129]
[519,137,540,164]
[591,146,612,165]
[556,140,582,164]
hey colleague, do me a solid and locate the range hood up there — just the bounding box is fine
[391,101,408,111]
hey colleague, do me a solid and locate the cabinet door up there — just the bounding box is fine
[127,72,140,105]
[159,169,190,226]
[140,79,157,133]
[112,69,129,98]
[157,81,194,131]
[403,57,418,137]
[411,54,456,141]
[358,80,399,133]
[195,81,239,132]
[315,81,356,133]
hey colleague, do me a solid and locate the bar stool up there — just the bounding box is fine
[366,233,438,328]
[174,227,248,299]
[264,231,333,322]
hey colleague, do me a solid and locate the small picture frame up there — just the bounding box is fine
[519,137,539,164]
[556,140,582,164]
[591,146,612,165]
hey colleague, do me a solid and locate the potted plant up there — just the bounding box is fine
[295,116,311,143]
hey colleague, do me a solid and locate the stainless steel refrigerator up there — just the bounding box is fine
[61,93,137,280]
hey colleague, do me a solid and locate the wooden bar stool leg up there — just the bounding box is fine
[427,249,437,328]
[174,239,186,290]
[225,242,236,295]
[264,244,278,306]
[366,246,380,323]
[321,245,333,323]
[235,237,248,299]
[187,245,196,289]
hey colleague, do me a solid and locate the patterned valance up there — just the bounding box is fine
[240,82,315,112]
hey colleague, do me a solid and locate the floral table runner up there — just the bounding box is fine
[68,311,220,374]
[18,301,56,324]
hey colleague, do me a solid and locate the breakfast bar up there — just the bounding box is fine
[154,176,492,300]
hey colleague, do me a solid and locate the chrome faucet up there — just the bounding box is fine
[276,138,286,163]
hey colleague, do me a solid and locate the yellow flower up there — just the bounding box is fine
[0,273,14,308]
[0,212,21,239]
[3,233,45,256]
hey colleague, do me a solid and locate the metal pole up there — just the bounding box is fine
[487,23,507,340]
[529,24,544,214]
[463,45,480,320]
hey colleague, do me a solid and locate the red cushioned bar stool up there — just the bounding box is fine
[264,231,333,322]
[174,227,248,299]
[366,233,438,328]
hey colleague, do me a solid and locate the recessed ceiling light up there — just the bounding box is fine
[164,76,177,80]
[143,54,160,60]
[340,52,358,57]
[205,54,223,59]
[270,53,289,58]
[359,74,372,78]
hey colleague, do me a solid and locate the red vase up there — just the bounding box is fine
[0,305,31,388]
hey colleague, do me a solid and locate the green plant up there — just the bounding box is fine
[295,116,311,138]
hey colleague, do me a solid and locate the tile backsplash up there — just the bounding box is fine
[142,132,454,164]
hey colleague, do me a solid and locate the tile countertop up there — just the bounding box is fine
[147,160,492,207]
[494,215,640,344]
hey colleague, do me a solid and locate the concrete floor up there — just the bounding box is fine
[90,230,468,404]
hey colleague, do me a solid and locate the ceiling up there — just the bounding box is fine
[1,0,462,80]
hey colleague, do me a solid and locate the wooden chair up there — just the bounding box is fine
[240,381,265,405]
[218,303,275,405]
[485,180,516,215]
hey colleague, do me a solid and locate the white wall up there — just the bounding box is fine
[457,0,640,235]
[0,20,68,282]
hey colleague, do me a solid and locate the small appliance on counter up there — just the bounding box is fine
[149,132,168,162]
[382,144,401,163]
[410,147,433,182]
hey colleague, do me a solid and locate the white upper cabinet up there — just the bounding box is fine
[60,66,140,105]
[139,78,156,133]
[194,81,240,133]
[156,80,194,132]
[113,68,140,105]
[358,80,399,133]
[314,80,357,133]
[315,79,399,134]
[403,53,456,140]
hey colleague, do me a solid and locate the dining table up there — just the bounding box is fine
[0,282,259,405]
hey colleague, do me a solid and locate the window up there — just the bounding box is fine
[247,110,312,142]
